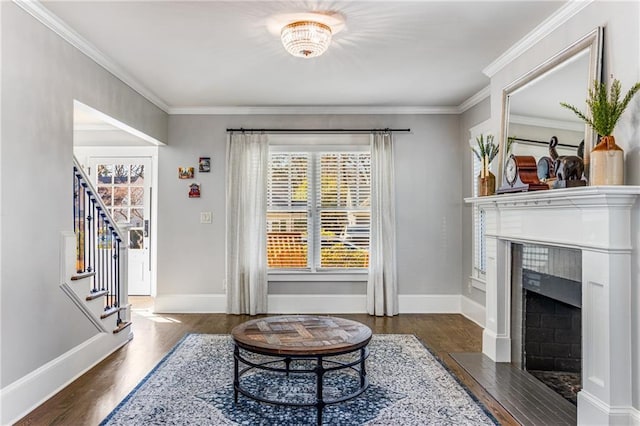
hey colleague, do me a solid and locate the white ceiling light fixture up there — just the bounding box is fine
[281,20,332,58]
[271,12,346,59]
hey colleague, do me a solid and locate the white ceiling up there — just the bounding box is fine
[41,0,566,111]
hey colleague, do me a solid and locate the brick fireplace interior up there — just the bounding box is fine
[511,243,582,405]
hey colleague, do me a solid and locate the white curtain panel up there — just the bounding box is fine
[367,132,399,316]
[226,132,268,315]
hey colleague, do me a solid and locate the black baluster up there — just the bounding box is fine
[115,236,121,325]
[95,207,102,293]
[88,196,95,290]
[73,171,79,272]
[80,187,86,274]
[109,225,115,309]
[101,212,107,292]
[89,197,95,289]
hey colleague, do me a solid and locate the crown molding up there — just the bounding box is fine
[457,86,490,113]
[168,105,460,115]
[14,0,170,113]
[483,0,594,78]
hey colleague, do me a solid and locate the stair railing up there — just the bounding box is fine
[73,157,128,325]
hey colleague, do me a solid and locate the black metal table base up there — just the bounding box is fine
[233,345,369,426]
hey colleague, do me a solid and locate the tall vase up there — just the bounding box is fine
[590,135,624,185]
[478,171,496,196]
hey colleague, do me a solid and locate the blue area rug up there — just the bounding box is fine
[101,334,498,425]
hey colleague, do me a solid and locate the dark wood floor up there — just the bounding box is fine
[16,297,519,426]
[451,353,576,426]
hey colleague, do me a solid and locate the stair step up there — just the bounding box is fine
[71,271,96,281]
[100,306,121,319]
[113,321,132,334]
[86,289,108,301]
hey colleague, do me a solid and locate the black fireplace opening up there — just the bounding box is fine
[511,243,582,406]
[523,287,581,405]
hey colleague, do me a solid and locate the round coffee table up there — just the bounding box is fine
[231,315,372,425]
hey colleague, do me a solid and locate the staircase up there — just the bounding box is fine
[61,158,132,337]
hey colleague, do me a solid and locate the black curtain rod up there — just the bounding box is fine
[226,128,411,133]
[511,137,579,149]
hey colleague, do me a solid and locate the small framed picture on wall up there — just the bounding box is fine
[199,157,211,173]
[178,167,194,179]
[189,183,201,198]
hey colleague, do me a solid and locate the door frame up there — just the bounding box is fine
[74,146,159,297]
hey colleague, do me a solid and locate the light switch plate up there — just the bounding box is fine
[200,211,212,224]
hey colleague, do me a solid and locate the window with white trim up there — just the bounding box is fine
[469,122,493,281]
[267,147,370,272]
[472,152,487,277]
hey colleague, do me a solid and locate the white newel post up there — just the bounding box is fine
[466,187,640,425]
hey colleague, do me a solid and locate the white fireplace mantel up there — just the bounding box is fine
[466,186,640,425]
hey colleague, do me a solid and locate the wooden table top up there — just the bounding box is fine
[231,315,372,356]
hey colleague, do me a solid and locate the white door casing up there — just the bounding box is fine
[88,157,152,295]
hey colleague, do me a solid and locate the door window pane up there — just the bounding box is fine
[113,165,128,184]
[130,165,144,184]
[113,187,129,206]
[130,187,144,206]
[130,208,144,227]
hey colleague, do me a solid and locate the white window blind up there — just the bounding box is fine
[267,150,371,271]
[266,152,309,268]
[316,153,370,269]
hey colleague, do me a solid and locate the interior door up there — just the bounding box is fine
[88,157,152,295]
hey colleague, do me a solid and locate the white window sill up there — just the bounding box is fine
[469,275,487,292]
[268,271,368,282]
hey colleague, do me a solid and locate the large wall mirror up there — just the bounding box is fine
[498,27,603,184]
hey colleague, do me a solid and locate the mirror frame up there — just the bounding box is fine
[497,27,603,183]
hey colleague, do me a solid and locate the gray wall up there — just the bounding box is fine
[459,98,491,306]
[488,1,640,410]
[0,2,168,387]
[157,114,462,303]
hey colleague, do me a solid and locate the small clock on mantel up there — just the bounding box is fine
[497,154,549,194]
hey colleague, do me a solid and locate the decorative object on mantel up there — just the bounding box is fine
[536,156,555,183]
[548,136,586,189]
[497,154,549,194]
[561,78,640,185]
[471,134,498,196]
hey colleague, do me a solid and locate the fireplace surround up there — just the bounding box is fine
[467,186,640,424]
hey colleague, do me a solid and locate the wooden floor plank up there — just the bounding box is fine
[451,352,576,426]
[16,298,519,425]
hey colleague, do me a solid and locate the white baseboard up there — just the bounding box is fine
[482,329,511,362]
[398,294,461,313]
[461,296,486,327]
[577,390,640,425]
[0,331,132,425]
[632,407,640,425]
[268,294,367,314]
[153,294,226,313]
[153,293,465,314]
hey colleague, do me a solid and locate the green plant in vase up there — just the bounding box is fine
[561,78,640,185]
[472,134,499,195]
